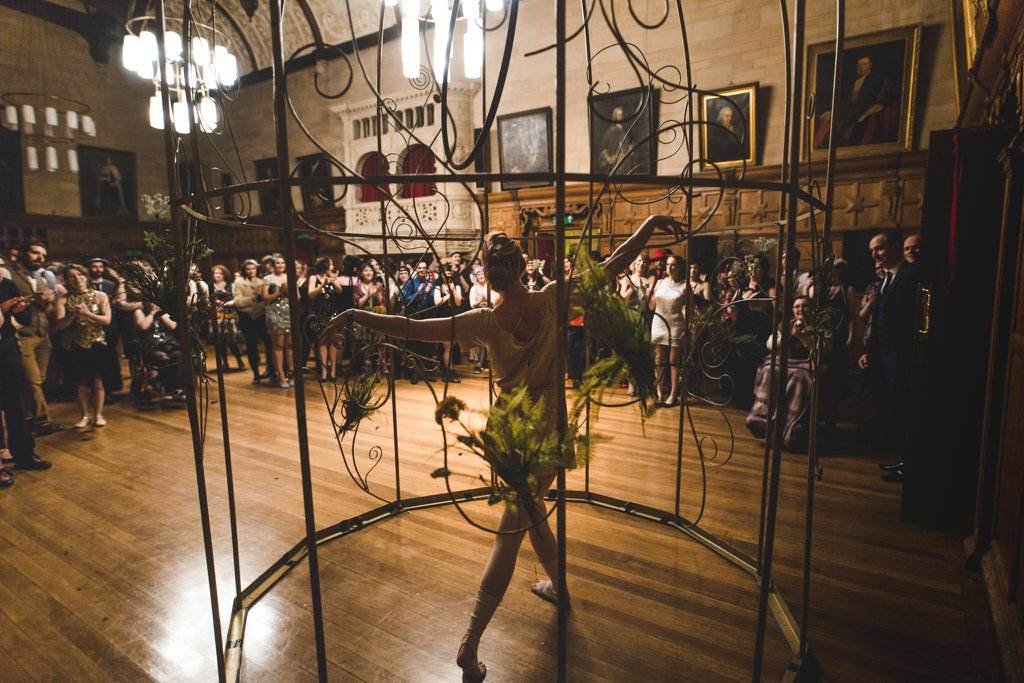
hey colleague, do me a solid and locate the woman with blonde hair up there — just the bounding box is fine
[55,264,112,428]
[321,214,681,680]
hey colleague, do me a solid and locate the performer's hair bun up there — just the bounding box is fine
[485,232,524,292]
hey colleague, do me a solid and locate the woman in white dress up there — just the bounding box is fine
[321,214,682,681]
[650,255,689,406]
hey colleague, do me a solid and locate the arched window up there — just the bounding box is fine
[402,144,435,199]
[359,152,389,203]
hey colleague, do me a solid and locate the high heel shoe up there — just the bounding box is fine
[456,641,487,682]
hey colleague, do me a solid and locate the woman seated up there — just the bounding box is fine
[133,302,184,399]
[745,296,825,452]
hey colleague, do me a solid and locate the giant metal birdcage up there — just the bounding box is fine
[148,0,847,680]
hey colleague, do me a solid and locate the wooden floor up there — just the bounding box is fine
[0,363,995,681]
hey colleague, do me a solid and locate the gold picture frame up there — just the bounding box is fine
[962,0,992,71]
[699,83,758,170]
[805,25,921,160]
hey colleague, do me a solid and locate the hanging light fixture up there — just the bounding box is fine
[81,115,96,136]
[463,0,483,79]
[397,0,500,83]
[122,18,238,135]
[1,93,92,173]
[431,0,451,82]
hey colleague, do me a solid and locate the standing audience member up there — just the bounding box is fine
[434,266,464,383]
[231,259,274,383]
[9,241,60,434]
[86,257,125,396]
[263,255,293,389]
[352,261,388,376]
[211,265,246,371]
[468,268,498,374]
[308,256,341,381]
[0,277,52,477]
[56,265,112,428]
[402,261,436,383]
[903,234,922,265]
[563,258,586,388]
[859,230,922,482]
[650,255,689,406]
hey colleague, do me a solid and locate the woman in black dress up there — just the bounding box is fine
[211,264,245,371]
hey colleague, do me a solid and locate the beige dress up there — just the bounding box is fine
[453,281,575,469]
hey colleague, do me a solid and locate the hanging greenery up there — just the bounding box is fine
[568,249,659,424]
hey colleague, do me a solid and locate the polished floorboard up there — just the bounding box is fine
[0,365,991,681]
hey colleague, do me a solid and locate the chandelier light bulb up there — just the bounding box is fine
[484,0,502,12]
[149,94,165,129]
[67,149,79,173]
[44,106,58,127]
[81,114,96,136]
[198,96,218,133]
[140,30,159,65]
[463,0,482,79]
[384,0,398,6]
[401,16,420,79]
[165,31,183,62]
[172,100,191,134]
[4,105,17,129]
[122,34,141,72]
[400,0,419,16]
[26,145,39,171]
[66,110,79,130]
[203,64,219,90]
[191,36,211,67]
[431,0,450,83]
[136,55,155,80]
[216,50,238,86]
[45,145,58,172]
[21,104,36,126]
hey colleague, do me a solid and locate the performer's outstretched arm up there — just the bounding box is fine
[321,307,476,344]
[600,214,684,281]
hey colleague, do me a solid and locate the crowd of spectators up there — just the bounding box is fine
[0,228,923,489]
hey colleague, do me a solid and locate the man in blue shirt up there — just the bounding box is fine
[400,261,436,383]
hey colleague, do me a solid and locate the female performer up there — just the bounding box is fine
[211,265,245,371]
[321,214,681,681]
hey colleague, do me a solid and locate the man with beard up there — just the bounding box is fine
[9,240,60,434]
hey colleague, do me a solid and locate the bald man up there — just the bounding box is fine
[903,234,921,265]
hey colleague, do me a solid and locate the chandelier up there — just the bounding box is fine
[1,92,95,173]
[121,18,238,135]
[389,0,504,82]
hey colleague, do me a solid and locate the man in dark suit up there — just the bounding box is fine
[859,230,921,481]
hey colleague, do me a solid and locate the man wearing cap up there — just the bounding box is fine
[86,257,126,395]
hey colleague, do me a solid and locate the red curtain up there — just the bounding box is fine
[402,145,436,198]
[359,153,388,203]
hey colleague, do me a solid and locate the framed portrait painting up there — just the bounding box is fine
[699,83,758,170]
[254,156,280,215]
[805,25,921,159]
[497,107,552,191]
[589,86,658,176]
[78,145,137,218]
[296,153,335,210]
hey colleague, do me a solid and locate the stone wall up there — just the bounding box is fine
[0,6,168,221]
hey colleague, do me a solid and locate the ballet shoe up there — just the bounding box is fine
[456,641,487,682]
[530,579,571,609]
